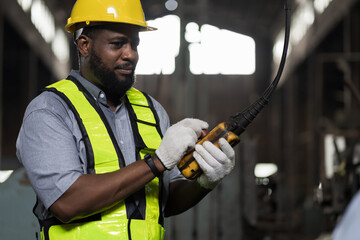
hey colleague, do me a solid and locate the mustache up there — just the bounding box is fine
[115,62,136,71]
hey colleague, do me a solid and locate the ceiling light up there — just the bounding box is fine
[254,163,278,178]
[165,0,178,11]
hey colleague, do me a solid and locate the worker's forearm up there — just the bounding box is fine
[165,179,210,217]
[50,157,165,222]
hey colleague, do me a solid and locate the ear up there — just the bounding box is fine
[77,35,91,58]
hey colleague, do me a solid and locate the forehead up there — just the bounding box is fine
[95,23,140,39]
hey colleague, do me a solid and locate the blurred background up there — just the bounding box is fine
[0,0,360,239]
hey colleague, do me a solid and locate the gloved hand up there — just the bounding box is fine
[194,138,235,189]
[155,118,209,170]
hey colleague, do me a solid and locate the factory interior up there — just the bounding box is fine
[0,0,360,239]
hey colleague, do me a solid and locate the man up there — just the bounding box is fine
[16,0,235,239]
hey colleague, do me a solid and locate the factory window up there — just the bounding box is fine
[187,23,255,75]
[136,15,180,75]
[136,15,256,75]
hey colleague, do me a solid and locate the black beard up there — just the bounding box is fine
[89,49,135,106]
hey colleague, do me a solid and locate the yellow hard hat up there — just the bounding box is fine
[65,0,156,34]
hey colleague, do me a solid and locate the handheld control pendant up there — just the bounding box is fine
[177,123,240,180]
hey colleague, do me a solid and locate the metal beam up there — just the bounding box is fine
[0,0,69,79]
[280,0,360,84]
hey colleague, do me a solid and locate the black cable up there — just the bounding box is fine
[263,0,290,100]
[228,0,291,136]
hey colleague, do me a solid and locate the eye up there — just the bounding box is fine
[110,41,125,48]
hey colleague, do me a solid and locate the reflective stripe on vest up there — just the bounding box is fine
[42,79,164,240]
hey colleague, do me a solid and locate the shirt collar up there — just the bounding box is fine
[69,70,109,107]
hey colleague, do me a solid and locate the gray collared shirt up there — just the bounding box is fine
[333,190,360,240]
[16,70,184,220]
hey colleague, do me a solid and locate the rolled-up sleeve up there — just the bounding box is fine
[16,95,83,209]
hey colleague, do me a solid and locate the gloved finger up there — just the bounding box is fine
[181,125,199,141]
[178,118,208,129]
[187,119,208,137]
[195,143,222,168]
[193,150,208,169]
[180,126,200,150]
[201,141,230,165]
[195,142,233,187]
[193,149,215,174]
[218,138,235,161]
[177,118,209,137]
[164,123,198,145]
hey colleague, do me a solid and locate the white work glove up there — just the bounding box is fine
[155,118,209,170]
[194,138,235,189]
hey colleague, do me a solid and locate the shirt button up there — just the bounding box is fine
[120,140,124,145]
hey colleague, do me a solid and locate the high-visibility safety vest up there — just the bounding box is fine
[39,77,165,240]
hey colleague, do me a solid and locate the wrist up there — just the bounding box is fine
[154,152,169,170]
[144,154,164,177]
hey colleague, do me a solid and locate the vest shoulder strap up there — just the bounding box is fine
[125,88,163,157]
[44,78,126,171]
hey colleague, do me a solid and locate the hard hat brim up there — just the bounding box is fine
[66,21,157,34]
